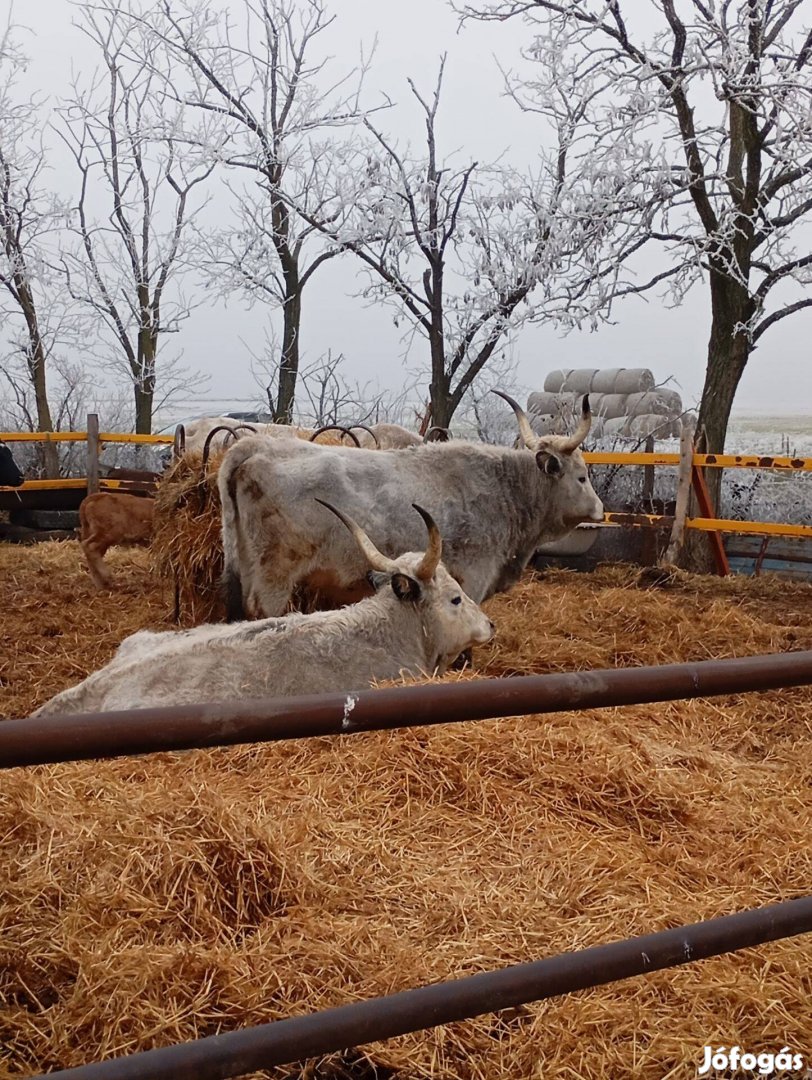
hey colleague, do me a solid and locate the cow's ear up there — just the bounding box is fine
[367,570,389,592]
[536,450,563,476]
[391,572,422,603]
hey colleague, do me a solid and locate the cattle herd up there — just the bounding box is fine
[6,394,604,717]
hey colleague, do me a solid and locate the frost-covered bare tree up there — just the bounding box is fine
[142,0,380,423]
[461,0,812,465]
[0,23,65,474]
[58,2,215,433]
[296,58,610,428]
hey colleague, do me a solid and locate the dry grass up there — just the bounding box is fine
[151,452,226,625]
[1,542,812,1078]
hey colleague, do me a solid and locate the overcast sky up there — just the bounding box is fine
[12,0,812,421]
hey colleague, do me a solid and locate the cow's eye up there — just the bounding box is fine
[579,476,587,483]
[451,596,462,606]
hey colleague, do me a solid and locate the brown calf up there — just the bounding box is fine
[79,492,154,589]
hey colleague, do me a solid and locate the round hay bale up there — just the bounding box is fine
[590,392,629,420]
[611,368,655,394]
[626,390,682,418]
[527,413,560,436]
[602,416,632,438]
[627,413,676,438]
[559,368,599,393]
[542,368,573,393]
[589,368,627,394]
[527,390,578,416]
[151,452,225,625]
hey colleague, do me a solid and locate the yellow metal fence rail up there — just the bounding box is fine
[1,432,811,541]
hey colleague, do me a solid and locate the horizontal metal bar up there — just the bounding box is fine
[36,893,812,1080]
[0,478,155,494]
[585,451,812,470]
[604,512,812,539]
[0,431,173,444]
[4,651,812,769]
[98,432,174,444]
[0,478,87,492]
[0,431,88,442]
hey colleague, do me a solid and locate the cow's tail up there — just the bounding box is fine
[217,447,248,622]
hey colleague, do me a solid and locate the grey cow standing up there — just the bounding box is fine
[218,391,603,621]
[32,504,494,717]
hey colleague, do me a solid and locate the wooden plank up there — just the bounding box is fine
[662,418,694,565]
[691,465,730,575]
[86,413,100,496]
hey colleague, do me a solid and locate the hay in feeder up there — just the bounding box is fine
[150,451,226,625]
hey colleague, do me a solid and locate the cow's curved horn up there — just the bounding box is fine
[424,426,451,443]
[200,423,257,468]
[559,395,592,453]
[309,425,362,447]
[173,424,186,460]
[201,425,240,468]
[491,389,536,449]
[412,503,443,581]
[315,499,396,572]
[348,424,380,448]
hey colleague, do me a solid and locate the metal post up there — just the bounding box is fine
[34,894,812,1080]
[4,650,812,769]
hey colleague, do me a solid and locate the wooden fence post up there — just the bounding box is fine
[640,434,657,565]
[662,416,695,567]
[86,413,100,495]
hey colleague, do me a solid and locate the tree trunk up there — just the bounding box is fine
[274,288,301,424]
[683,271,752,572]
[134,331,157,434]
[134,384,154,435]
[22,303,60,478]
[429,375,453,429]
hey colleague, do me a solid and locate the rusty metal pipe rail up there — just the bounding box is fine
[36,894,812,1080]
[4,651,812,769]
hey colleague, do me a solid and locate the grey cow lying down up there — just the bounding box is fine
[32,503,494,717]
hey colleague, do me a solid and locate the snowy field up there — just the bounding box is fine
[592,412,812,526]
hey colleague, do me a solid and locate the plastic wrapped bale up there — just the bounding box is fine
[589,368,651,394]
[588,393,632,420]
[150,452,226,625]
[625,389,683,417]
[542,368,574,393]
[602,416,633,438]
[557,368,600,394]
[526,391,580,416]
[608,368,656,394]
[626,414,677,439]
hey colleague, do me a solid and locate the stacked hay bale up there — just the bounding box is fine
[527,368,683,440]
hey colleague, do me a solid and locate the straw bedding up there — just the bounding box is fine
[1,541,812,1078]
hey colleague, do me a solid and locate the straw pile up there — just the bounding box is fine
[151,452,226,625]
[152,430,355,625]
[2,542,812,1078]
